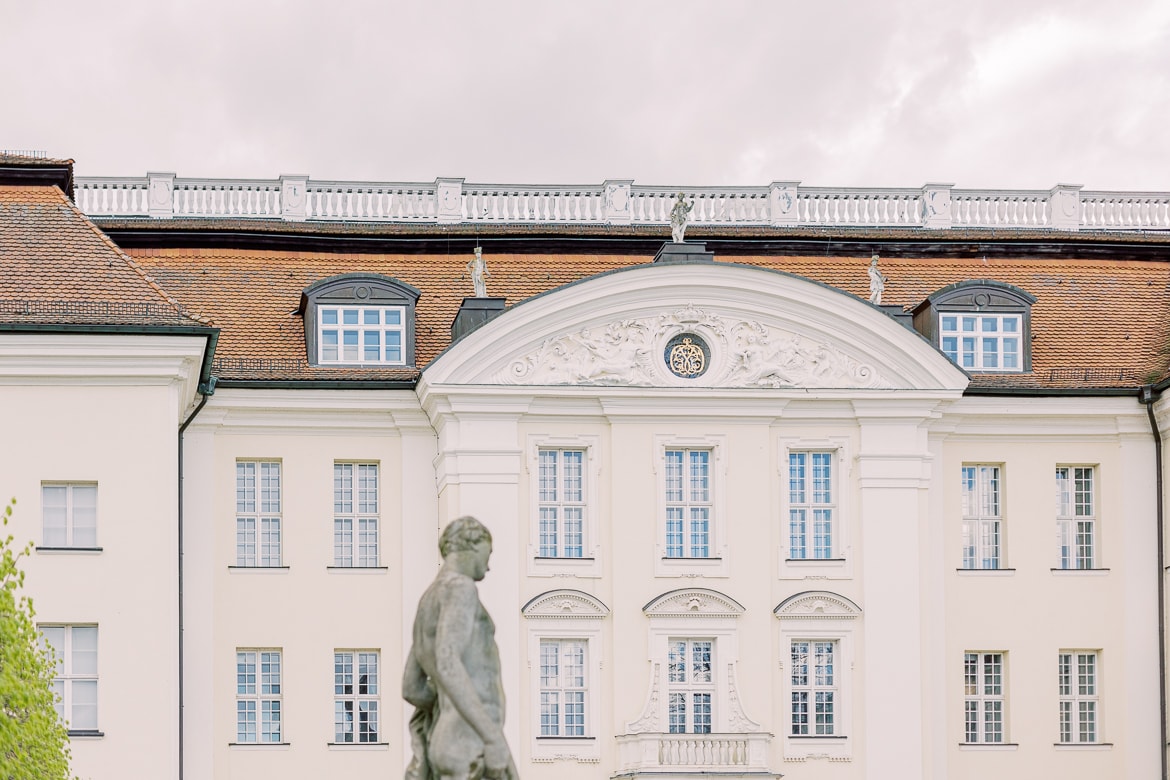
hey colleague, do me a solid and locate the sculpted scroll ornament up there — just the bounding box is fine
[502,305,888,389]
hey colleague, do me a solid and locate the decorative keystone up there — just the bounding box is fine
[435,177,465,223]
[1047,184,1082,231]
[769,181,800,226]
[146,172,175,219]
[920,183,954,228]
[603,179,633,223]
[279,175,309,222]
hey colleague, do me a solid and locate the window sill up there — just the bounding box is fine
[661,557,723,562]
[228,566,290,573]
[534,557,596,562]
[327,742,389,750]
[786,558,846,563]
[537,736,596,741]
[956,568,1016,576]
[327,566,388,572]
[788,735,848,740]
[959,742,1018,751]
[229,742,291,749]
[38,546,103,554]
[1054,742,1113,750]
[67,729,104,739]
[1051,568,1110,576]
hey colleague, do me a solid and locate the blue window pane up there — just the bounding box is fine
[363,309,380,325]
[982,338,999,368]
[386,309,402,325]
[942,316,957,331]
[322,331,339,361]
[322,309,338,325]
[364,331,380,361]
[942,336,958,360]
[962,317,976,332]
[343,309,359,325]
[981,318,998,333]
[1003,317,1019,333]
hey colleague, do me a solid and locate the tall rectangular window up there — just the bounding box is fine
[334,463,379,567]
[39,625,98,732]
[789,452,835,559]
[236,462,281,567]
[319,305,406,365]
[334,651,379,743]
[664,449,711,558]
[667,639,713,733]
[237,650,282,743]
[1058,651,1099,744]
[964,652,1005,743]
[539,640,587,737]
[790,640,837,736]
[1056,467,1095,570]
[961,465,1002,569]
[940,314,1022,371]
[41,484,97,548]
[537,449,586,558]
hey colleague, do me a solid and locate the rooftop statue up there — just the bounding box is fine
[403,516,518,780]
[467,247,491,298]
[868,253,887,305]
[669,192,693,243]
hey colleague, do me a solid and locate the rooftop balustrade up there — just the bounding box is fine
[73,173,1170,232]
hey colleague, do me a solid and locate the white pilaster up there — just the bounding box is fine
[768,181,800,226]
[147,171,175,219]
[1047,183,1083,231]
[603,179,633,224]
[279,174,309,221]
[435,178,465,223]
[920,183,954,229]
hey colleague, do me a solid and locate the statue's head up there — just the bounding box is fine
[439,515,493,558]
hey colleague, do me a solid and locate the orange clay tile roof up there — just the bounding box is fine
[0,185,206,327]
[125,246,1170,390]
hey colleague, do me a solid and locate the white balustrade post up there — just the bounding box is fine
[436,177,465,223]
[279,175,309,222]
[603,179,633,224]
[920,183,954,229]
[1047,183,1082,231]
[147,172,175,219]
[768,181,800,226]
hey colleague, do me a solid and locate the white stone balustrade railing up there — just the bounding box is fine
[72,174,1170,232]
[615,732,772,773]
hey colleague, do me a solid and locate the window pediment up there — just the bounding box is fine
[522,589,609,619]
[643,588,744,618]
[774,590,861,620]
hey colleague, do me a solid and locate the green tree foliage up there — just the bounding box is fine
[0,498,72,780]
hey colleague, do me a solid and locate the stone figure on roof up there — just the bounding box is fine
[467,247,491,298]
[403,516,517,780]
[868,253,886,305]
[670,192,693,243]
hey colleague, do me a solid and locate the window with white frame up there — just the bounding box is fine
[664,449,712,558]
[1056,467,1095,570]
[539,640,587,737]
[318,305,406,365]
[334,650,380,743]
[39,625,98,732]
[940,314,1023,371]
[961,465,1002,570]
[237,649,282,743]
[41,483,97,548]
[788,452,835,559]
[334,463,379,567]
[236,462,281,567]
[537,449,586,558]
[1058,651,1099,744]
[963,652,1006,743]
[790,640,838,735]
[667,638,714,734]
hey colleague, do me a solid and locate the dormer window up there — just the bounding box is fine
[301,275,421,367]
[913,280,1034,373]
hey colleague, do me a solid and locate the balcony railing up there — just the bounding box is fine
[615,732,772,774]
[73,173,1170,232]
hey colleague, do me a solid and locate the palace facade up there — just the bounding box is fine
[4,154,1170,780]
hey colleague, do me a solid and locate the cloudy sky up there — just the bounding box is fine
[4,1,1168,190]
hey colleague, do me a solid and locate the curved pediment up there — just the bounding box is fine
[423,262,967,392]
[774,591,862,620]
[643,588,745,618]
[522,589,610,619]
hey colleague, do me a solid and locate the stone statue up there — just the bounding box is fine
[403,516,517,780]
[867,253,886,305]
[467,247,491,298]
[669,192,692,243]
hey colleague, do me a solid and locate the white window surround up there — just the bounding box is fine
[775,591,860,761]
[39,624,99,734]
[625,589,760,737]
[526,435,602,577]
[40,483,98,550]
[940,313,1024,372]
[318,304,407,366]
[653,435,728,578]
[522,589,609,762]
[778,437,852,580]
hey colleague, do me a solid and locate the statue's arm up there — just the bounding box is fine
[402,645,436,709]
[433,580,512,767]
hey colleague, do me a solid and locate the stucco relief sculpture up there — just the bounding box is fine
[505,305,887,389]
[867,253,886,305]
[669,192,693,243]
[403,517,517,780]
[467,247,491,298]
